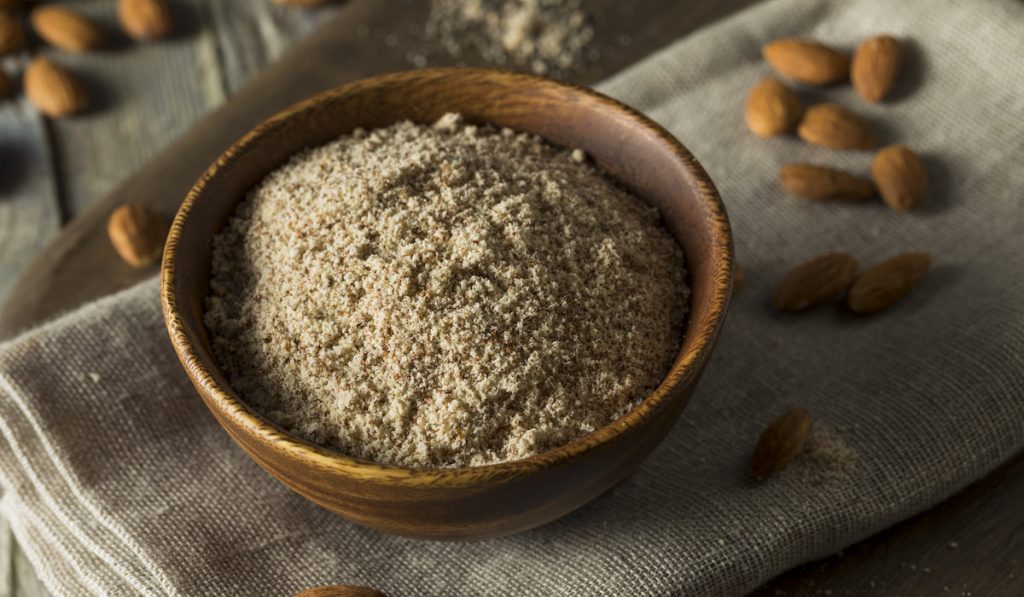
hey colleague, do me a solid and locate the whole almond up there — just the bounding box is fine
[779,164,875,201]
[762,38,849,85]
[24,57,86,118]
[752,407,813,481]
[118,0,173,41]
[0,10,24,56]
[797,103,875,150]
[872,144,927,211]
[773,252,858,312]
[31,6,105,53]
[847,252,931,314]
[107,203,168,267]
[851,35,901,102]
[745,78,802,137]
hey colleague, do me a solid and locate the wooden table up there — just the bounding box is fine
[0,1,1020,595]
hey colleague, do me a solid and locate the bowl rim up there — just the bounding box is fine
[161,67,733,487]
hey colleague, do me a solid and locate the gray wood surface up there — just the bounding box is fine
[0,2,336,595]
[0,0,1020,595]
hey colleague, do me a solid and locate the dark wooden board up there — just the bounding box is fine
[1,0,1020,594]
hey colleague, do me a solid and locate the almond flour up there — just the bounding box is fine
[205,114,687,468]
[422,0,595,75]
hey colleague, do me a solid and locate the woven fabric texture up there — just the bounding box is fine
[1,0,1023,594]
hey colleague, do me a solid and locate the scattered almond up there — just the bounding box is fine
[779,164,875,201]
[851,35,902,102]
[31,6,105,53]
[762,38,849,85]
[118,0,173,41]
[0,10,24,56]
[752,407,813,480]
[847,252,931,314]
[107,203,168,267]
[797,103,875,150]
[872,144,927,211]
[24,57,87,118]
[745,77,802,137]
[773,252,858,312]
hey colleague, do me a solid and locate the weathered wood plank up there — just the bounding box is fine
[0,58,61,309]
[201,0,339,95]
[42,0,226,218]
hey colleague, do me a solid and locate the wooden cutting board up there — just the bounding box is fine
[1,1,1019,594]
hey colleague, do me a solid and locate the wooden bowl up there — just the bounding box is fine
[161,68,733,540]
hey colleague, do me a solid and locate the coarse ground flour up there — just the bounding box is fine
[204,113,688,468]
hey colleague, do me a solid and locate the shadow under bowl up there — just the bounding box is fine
[160,68,733,540]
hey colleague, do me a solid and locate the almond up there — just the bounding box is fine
[31,6,105,53]
[779,164,875,201]
[762,38,849,85]
[872,144,927,211]
[24,57,87,118]
[797,103,875,150]
[0,10,24,56]
[773,252,858,312]
[118,0,173,41]
[752,407,812,480]
[107,203,168,267]
[851,35,901,102]
[847,252,931,314]
[745,78,802,137]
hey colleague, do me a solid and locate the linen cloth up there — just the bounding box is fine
[2,0,1024,594]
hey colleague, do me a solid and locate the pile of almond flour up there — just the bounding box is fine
[422,0,595,75]
[205,114,688,468]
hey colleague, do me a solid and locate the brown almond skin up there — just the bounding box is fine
[107,203,168,267]
[0,10,24,56]
[118,0,173,41]
[763,38,850,85]
[752,407,813,480]
[851,35,902,102]
[745,77,802,137]
[773,252,858,312]
[797,103,875,150]
[31,6,105,52]
[24,57,87,118]
[847,252,931,314]
[872,144,927,211]
[780,164,876,201]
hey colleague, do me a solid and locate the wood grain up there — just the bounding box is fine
[0,93,60,306]
[162,68,732,539]
[7,0,1016,593]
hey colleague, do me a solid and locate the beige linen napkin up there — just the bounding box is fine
[2,0,1024,594]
